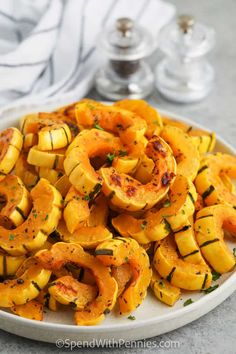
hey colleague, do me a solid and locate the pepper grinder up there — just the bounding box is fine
[155,15,215,103]
[95,18,155,100]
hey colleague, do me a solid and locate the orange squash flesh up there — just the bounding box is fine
[75,101,147,145]
[101,135,176,211]
[0,179,62,255]
[0,175,31,228]
[195,153,236,207]
[48,275,97,309]
[95,238,152,314]
[111,263,133,297]
[114,99,163,137]
[55,220,112,249]
[36,242,118,326]
[11,300,43,321]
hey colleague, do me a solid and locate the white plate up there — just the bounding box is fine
[0,100,235,344]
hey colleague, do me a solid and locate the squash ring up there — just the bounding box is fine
[95,237,152,314]
[195,153,236,207]
[0,175,31,228]
[161,125,200,181]
[101,135,176,211]
[195,204,236,273]
[36,242,118,326]
[0,179,62,255]
[0,127,23,177]
[153,235,212,290]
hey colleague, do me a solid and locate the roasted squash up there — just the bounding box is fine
[134,154,155,184]
[161,125,200,181]
[48,275,97,309]
[150,268,181,306]
[95,237,152,314]
[189,130,216,154]
[0,179,62,255]
[0,251,26,277]
[0,175,31,228]
[27,146,65,170]
[154,234,212,290]
[112,175,197,243]
[36,167,63,185]
[87,194,108,227]
[101,135,176,211]
[0,127,23,177]
[0,258,51,307]
[195,153,236,207]
[75,101,147,145]
[36,242,118,326]
[114,99,163,137]
[23,133,38,150]
[11,300,43,321]
[38,123,72,151]
[54,221,112,249]
[195,204,236,273]
[64,129,122,196]
[111,263,133,297]
[63,186,90,233]
[54,173,71,197]
[174,217,206,265]
[14,153,39,189]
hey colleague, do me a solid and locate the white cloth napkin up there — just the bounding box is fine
[0,0,175,109]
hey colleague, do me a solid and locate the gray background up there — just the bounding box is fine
[0,0,235,353]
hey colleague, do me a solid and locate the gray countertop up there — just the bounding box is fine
[0,0,235,353]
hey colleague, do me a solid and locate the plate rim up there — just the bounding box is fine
[0,104,235,334]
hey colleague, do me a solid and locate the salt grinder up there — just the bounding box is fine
[95,18,155,100]
[155,15,215,103]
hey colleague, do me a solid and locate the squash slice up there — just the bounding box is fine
[101,135,176,211]
[153,234,212,290]
[111,263,133,297]
[63,186,90,233]
[195,153,236,207]
[195,204,236,273]
[75,101,147,145]
[36,167,63,185]
[54,174,71,197]
[0,179,62,255]
[27,146,65,170]
[87,194,108,227]
[64,129,122,196]
[95,237,152,314]
[114,99,163,137]
[48,275,97,309]
[36,242,118,326]
[11,300,43,321]
[38,123,72,151]
[0,175,31,228]
[23,133,38,150]
[161,125,200,181]
[112,175,197,243]
[55,220,112,249]
[174,217,206,265]
[0,251,26,277]
[0,258,51,307]
[150,268,181,306]
[189,130,216,154]
[134,154,155,184]
[14,153,39,189]
[0,127,23,177]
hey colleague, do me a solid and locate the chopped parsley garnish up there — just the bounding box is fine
[163,200,171,208]
[106,153,115,165]
[94,123,104,131]
[44,214,49,221]
[33,213,37,219]
[118,150,128,157]
[9,234,14,241]
[233,248,236,257]
[83,195,90,201]
[203,285,219,294]
[158,281,165,288]
[127,315,136,320]
[211,270,221,281]
[124,256,129,263]
[183,298,194,306]
[141,220,148,230]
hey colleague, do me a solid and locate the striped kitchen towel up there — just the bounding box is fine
[0,0,175,108]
